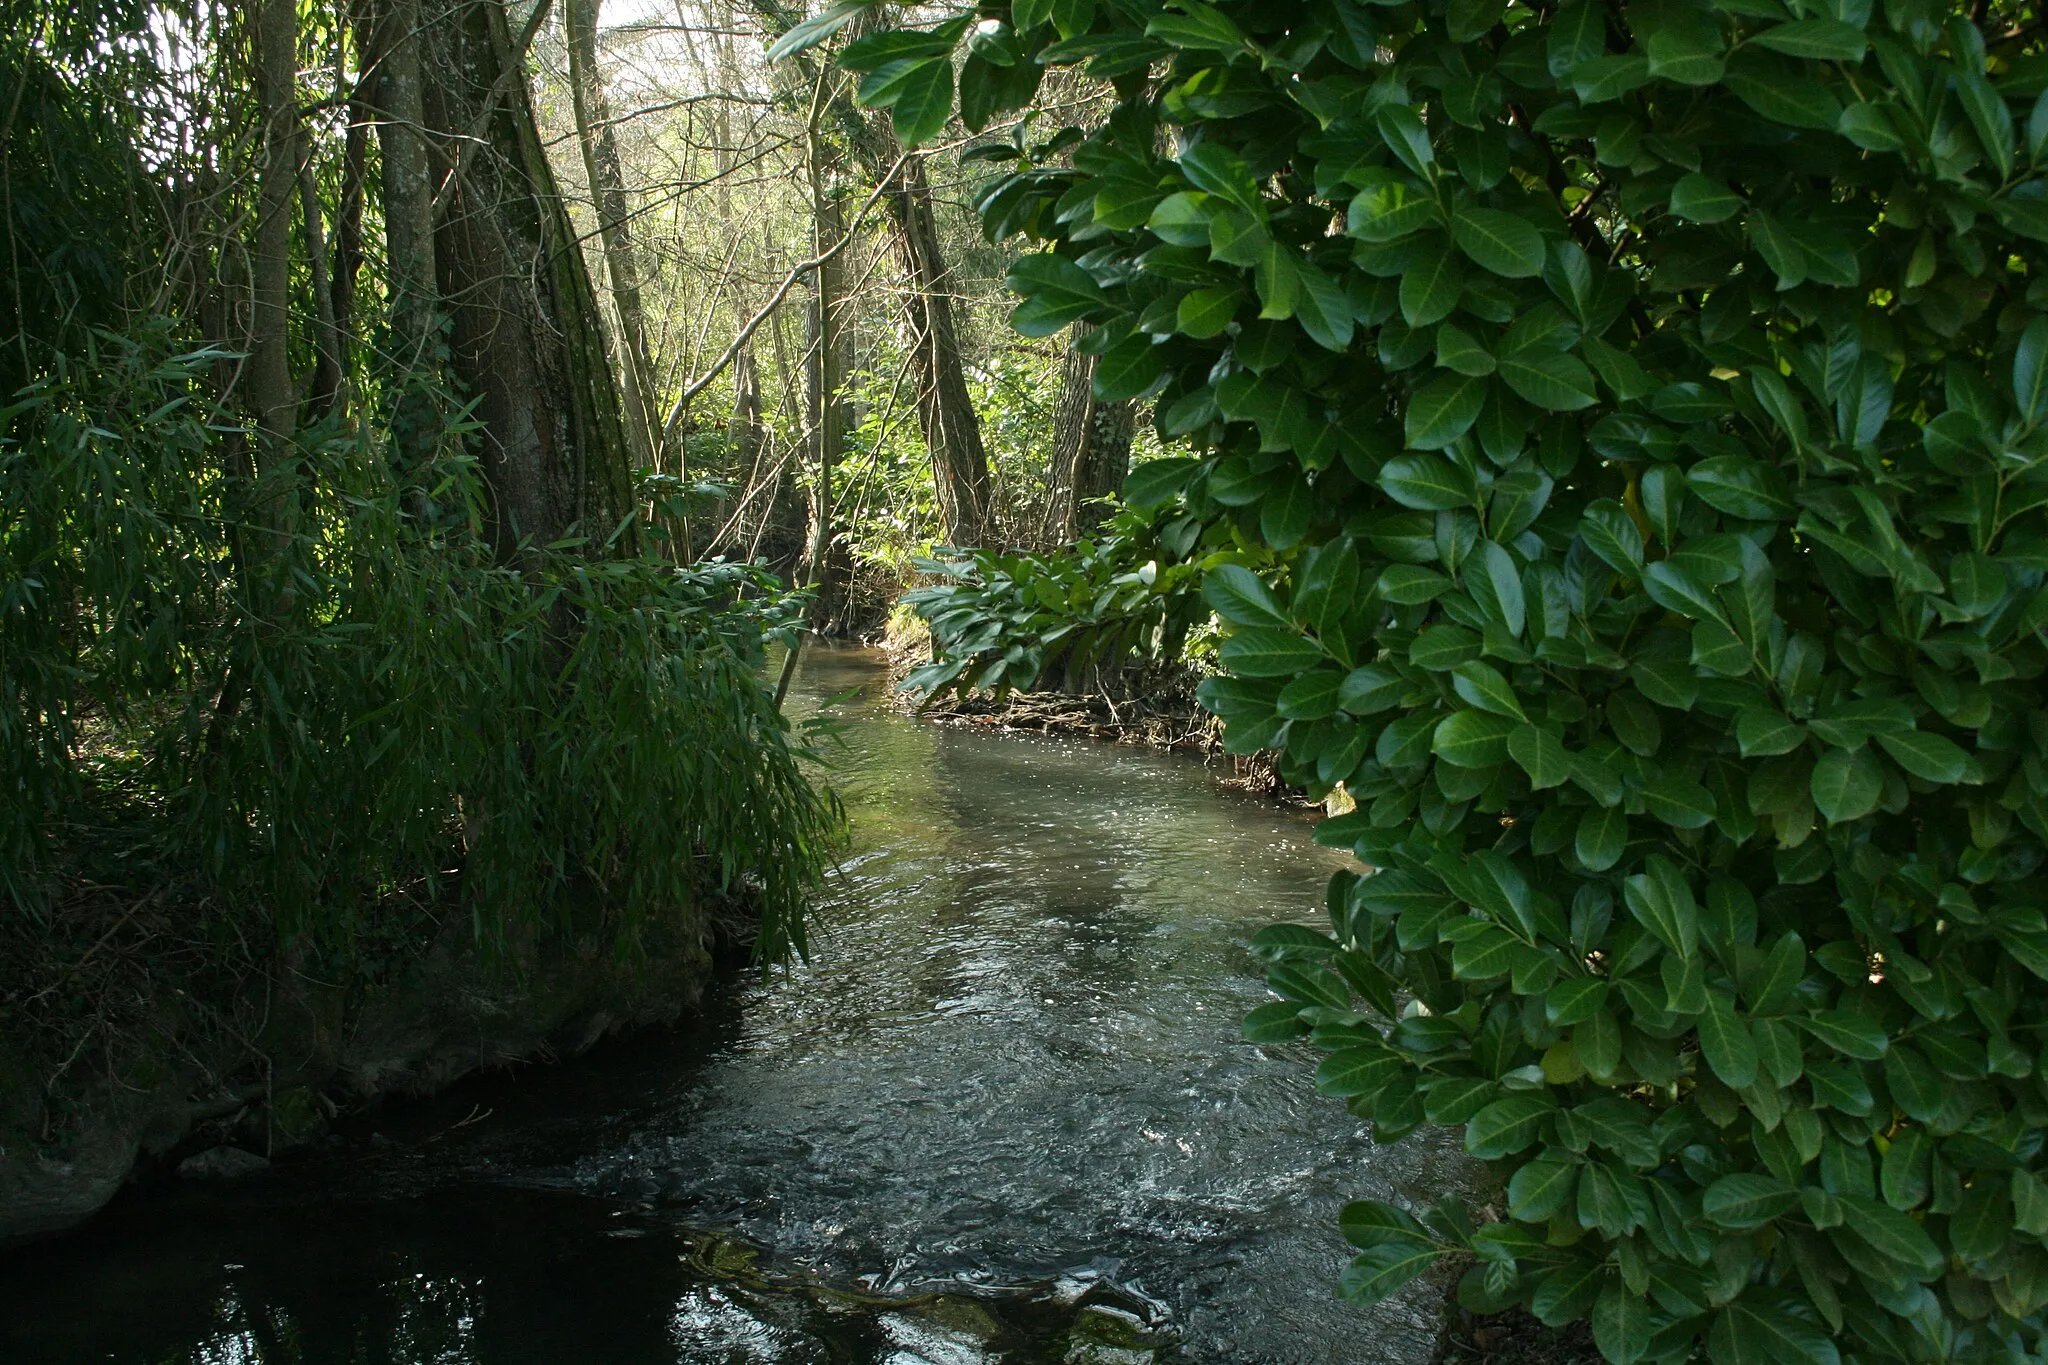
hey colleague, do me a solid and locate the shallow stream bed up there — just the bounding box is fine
[0,645,1470,1364]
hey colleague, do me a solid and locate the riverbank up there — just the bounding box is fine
[0,890,733,1247]
[4,643,1473,1364]
[876,620,1300,799]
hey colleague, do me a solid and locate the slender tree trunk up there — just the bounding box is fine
[725,345,762,480]
[419,0,635,559]
[298,161,345,420]
[734,2,994,548]
[564,0,661,487]
[884,155,991,548]
[757,284,806,573]
[250,0,298,463]
[363,0,440,471]
[800,130,848,631]
[1046,326,1134,544]
[331,23,370,348]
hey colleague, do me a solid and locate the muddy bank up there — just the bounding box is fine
[0,909,720,1247]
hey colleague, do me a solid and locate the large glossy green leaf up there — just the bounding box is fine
[1700,993,1758,1088]
[1703,1173,1800,1229]
[1707,1297,1841,1365]
[1669,173,1742,224]
[1316,1045,1403,1097]
[1219,627,1323,677]
[1340,1241,1443,1306]
[1466,541,1526,636]
[1508,1155,1579,1221]
[1400,243,1465,328]
[1402,376,1489,452]
[1795,1010,1888,1060]
[1005,254,1108,336]
[1452,660,1526,720]
[1509,724,1569,789]
[1575,806,1627,871]
[1810,746,1882,824]
[1751,18,1867,61]
[1874,730,1969,784]
[1434,709,1517,768]
[1452,208,1546,278]
[1203,564,1289,628]
[1466,1095,1554,1158]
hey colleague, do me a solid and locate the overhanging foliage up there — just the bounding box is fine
[818,0,2048,1357]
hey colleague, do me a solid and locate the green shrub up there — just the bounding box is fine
[812,0,2048,1358]
[901,504,1215,695]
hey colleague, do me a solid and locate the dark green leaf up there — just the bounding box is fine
[1810,746,1882,824]
[1795,1010,1888,1060]
[1402,375,1489,452]
[1751,18,1868,61]
[1702,1173,1800,1229]
[1509,724,1570,789]
[1669,173,1742,224]
[1707,1296,1842,1365]
[1452,209,1546,278]
[1204,564,1289,628]
[1700,993,1759,1088]
[1467,1095,1554,1159]
[1434,710,1518,768]
[1220,627,1323,677]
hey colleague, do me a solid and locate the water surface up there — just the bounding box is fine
[0,645,1469,1364]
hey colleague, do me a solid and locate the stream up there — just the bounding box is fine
[0,645,1471,1365]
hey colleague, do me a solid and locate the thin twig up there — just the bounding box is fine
[660,150,908,434]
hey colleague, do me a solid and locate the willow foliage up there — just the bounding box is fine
[3,326,835,966]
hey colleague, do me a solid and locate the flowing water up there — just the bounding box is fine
[0,645,1472,1365]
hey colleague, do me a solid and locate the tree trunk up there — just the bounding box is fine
[737,0,993,548]
[250,0,297,462]
[564,0,662,486]
[801,135,849,630]
[363,0,440,472]
[884,155,992,548]
[419,0,635,559]
[1046,327,1134,544]
[239,0,303,602]
[298,160,345,421]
